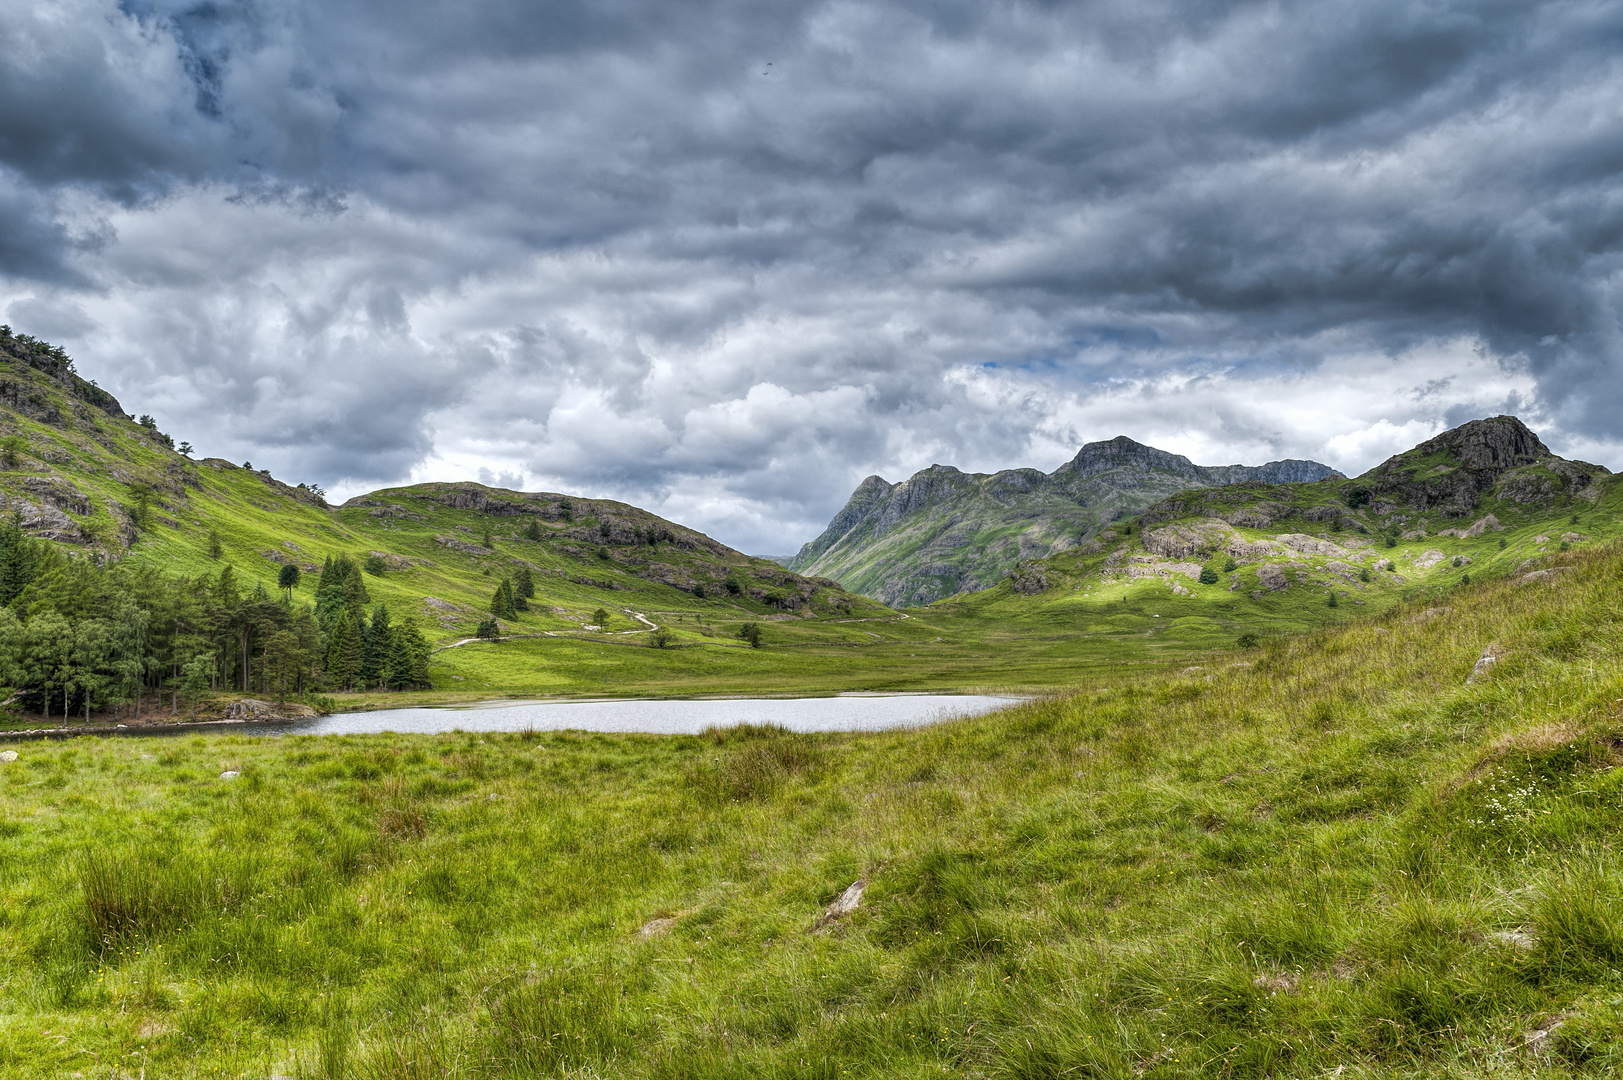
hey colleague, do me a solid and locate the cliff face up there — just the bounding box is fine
[789,437,1339,607]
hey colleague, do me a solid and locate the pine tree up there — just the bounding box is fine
[325,610,363,690]
[524,519,541,541]
[0,516,43,606]
[514,566,535,600]
[384,618,432,689]
[490,579,517,619]
[360,604,392,688]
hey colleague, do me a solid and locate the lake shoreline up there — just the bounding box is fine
[0,692,1034,739]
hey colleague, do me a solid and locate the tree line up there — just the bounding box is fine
[0,526,431,722]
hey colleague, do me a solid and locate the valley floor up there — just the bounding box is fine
[1,543,1619,1077]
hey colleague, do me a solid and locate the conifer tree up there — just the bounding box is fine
[325,610,363,690]
[490,578,517,619]
[360,604,392,688]
[524,519,541,541]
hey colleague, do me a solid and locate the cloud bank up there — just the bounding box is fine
[2,0,1621,551]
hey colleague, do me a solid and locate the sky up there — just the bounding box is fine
[2,0,1622,554]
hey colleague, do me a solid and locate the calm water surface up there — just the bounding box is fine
[244,694,1023,736]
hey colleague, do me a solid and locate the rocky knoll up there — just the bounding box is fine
[1141,417,1610,535]
[1353,416,1606,516]
[790,436,1338,607]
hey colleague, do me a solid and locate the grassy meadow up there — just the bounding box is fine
[1,539,1620,1077]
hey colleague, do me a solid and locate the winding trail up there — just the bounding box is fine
[433,609,660,652]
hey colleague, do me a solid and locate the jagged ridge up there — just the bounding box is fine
[790,436,1339,607]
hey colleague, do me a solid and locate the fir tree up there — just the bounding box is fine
[524,519,542,541]
[490,578,517,619]
[360,604,392,688]
[325,609,364,690]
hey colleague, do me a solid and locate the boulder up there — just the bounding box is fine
[812,879,867,934]
[1413,550,1448,570]
[219,699,319,721]
[1275,533,1351,557]
[1256,563,1289,592]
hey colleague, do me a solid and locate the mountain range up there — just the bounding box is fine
[787,438,1340,606]
[933,415,1618,644]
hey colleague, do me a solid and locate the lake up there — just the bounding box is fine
[237,693,1025,736]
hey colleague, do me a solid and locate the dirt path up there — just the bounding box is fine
[433,610,659,652]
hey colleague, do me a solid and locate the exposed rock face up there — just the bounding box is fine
[791,436,1337,607]
[1007,563,1049,594]
[219,699,320,721]
[1255,564,1289,592]
[1360,416,1607,516]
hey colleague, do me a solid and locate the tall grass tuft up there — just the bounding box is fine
[687,723,829,802]
[487,966,637,1074]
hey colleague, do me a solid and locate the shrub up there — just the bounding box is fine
[475,617,500,640]
[1223,556,1237,573]
[738,622,763,648]
[1198,566,1219,585]
[648,629,672,649]
[363,554,387,576]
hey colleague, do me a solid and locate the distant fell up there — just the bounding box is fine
[789,436,1339,606]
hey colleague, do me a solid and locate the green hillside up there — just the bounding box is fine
[2,528,1620,1075]
[789,439,1336,607]
[0,328,912,717]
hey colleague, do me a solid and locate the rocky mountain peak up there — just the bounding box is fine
[1057,436,1200,480]
[791,435,1338,606]
[1357,416,1602,516]
[1377,415,1549,476]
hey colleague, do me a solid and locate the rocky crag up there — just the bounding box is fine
[789,436,1339,607]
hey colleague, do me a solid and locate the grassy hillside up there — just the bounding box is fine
[1,536,1619,1075]
[3,329,992,710]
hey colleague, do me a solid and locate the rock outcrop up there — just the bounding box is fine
[1358,416,1606,517]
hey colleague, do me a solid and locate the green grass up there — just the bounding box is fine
[2,540,1621,1076]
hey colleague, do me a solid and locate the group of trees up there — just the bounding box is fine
[489,567,535,619]
[477,567,536,640]
[0,526,431,722]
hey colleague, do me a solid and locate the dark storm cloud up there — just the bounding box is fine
[2,0,1622,550]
